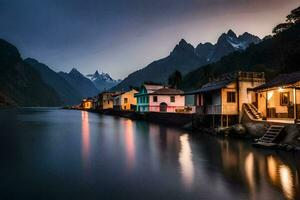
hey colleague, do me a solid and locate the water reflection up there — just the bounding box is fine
[179,134,194,189]
[267,156,296,200]
[123,119,135,171]
[81,111,90,173]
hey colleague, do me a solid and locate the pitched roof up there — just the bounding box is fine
[144,84,164,93]
[152,88,184,95]
[254,71,300,91]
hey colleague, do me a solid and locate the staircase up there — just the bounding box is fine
[253,125,285,147]
[244,103,262,120]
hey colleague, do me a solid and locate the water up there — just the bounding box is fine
[0,108,299,200]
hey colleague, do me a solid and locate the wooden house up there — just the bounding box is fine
[113,89,138,111]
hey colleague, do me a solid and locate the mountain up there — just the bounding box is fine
[0,39,61,106]
[59,68,99,98]
[181,23,300,90]
[113,30,261,90]
[25,58,82,105]
[86,70,121,92]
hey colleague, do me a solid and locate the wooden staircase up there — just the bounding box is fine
[244,103,262,120]
[253,125,285,147]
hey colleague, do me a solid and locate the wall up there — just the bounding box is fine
[221,83,238,115]
[120,90,137,110]
[148,95,185,112]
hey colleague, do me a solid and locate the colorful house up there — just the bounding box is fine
[135,84,185,113]
[82,98,94,110]
[252,72,300,124]
[113,89,138,111]
[187,71,265,127]
[97,92,116,110]
[135,84,164,112]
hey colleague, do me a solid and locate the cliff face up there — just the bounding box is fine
[0,39,61,107]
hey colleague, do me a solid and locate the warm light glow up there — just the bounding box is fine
[124,120,135,171]
[267,156,278,184]
[245,153,255,191]
[279,165,294,200]
[179,134,194,189]
[267,91,274,101]
[81,111,90,173]
[278,87,284,92]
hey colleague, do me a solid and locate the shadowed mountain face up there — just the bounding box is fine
[59,68,99,98]
[181,23,300,91]
[113,30,261,90]
[25,58,82,105]
[0,39,61,107]
[86,70,121,92]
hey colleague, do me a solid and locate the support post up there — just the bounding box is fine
[294,88,297,123]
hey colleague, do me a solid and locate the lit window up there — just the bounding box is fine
[227,92,236,103]
[280,92,289,106]
[153,96,158,102]
[170,96,175,102]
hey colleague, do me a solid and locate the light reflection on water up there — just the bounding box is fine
[81,111,90,174]
[179,134,194,189]
[1,108,299,200]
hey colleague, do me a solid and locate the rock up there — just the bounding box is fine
[243,122,267,138]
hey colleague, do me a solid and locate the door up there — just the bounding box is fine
[160,102,167,112]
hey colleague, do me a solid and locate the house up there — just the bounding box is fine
[187,71,265,127]
[113,89,138,111]
[97,91,116,110]
[253,72,300,124]
[135,84,164,112]
[82,98,94,110]
[135,84,186,113]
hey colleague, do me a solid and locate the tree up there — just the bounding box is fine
[168,70,182,89]
[272,23,293,34]
[273,6,300,35]
[286,6,300,23]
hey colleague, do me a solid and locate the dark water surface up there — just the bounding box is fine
[0,108,299,200]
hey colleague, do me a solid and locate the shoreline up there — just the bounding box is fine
[66,107,300,153]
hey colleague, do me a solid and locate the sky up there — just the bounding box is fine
[0,0,299,79]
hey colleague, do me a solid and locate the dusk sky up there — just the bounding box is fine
[0,0,299,79]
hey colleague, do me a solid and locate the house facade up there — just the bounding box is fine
[97,92,115,110]
[135,84,164,112]
[135,84,185,113]
[188,71,265,127]
[113,89,138,111]
[82,98,94,110]
[253,72,300,124]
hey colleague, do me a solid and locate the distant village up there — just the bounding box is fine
[76,70,300,150]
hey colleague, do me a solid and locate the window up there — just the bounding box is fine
[170,96,175,102]
[153,96,158,102]
[280,92,289,106]
[124,98,128,104]
[227,92,236,103]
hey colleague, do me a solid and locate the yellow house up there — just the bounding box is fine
[113,89,138,111]
[252,72,300,124]
[82,98,94,110]
[187,71,265,127]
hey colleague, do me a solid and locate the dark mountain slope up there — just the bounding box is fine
[181,23,300,90]
[59,68,99,98]
[0,39,61,106]
[25,58,82,105]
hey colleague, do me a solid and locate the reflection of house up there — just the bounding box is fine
[135,84,185,113]
[113,89,138,111]
[253,72,300,123]
[82,98,94,110]
[97,92,115,110]
[187,71,265,126]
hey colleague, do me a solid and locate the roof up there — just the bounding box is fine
[185,77,234,94]
[144,84,164,93]
[151,88,184,95]
[254,72,300,91]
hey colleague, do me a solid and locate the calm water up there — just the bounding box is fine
[0,108,299,200]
